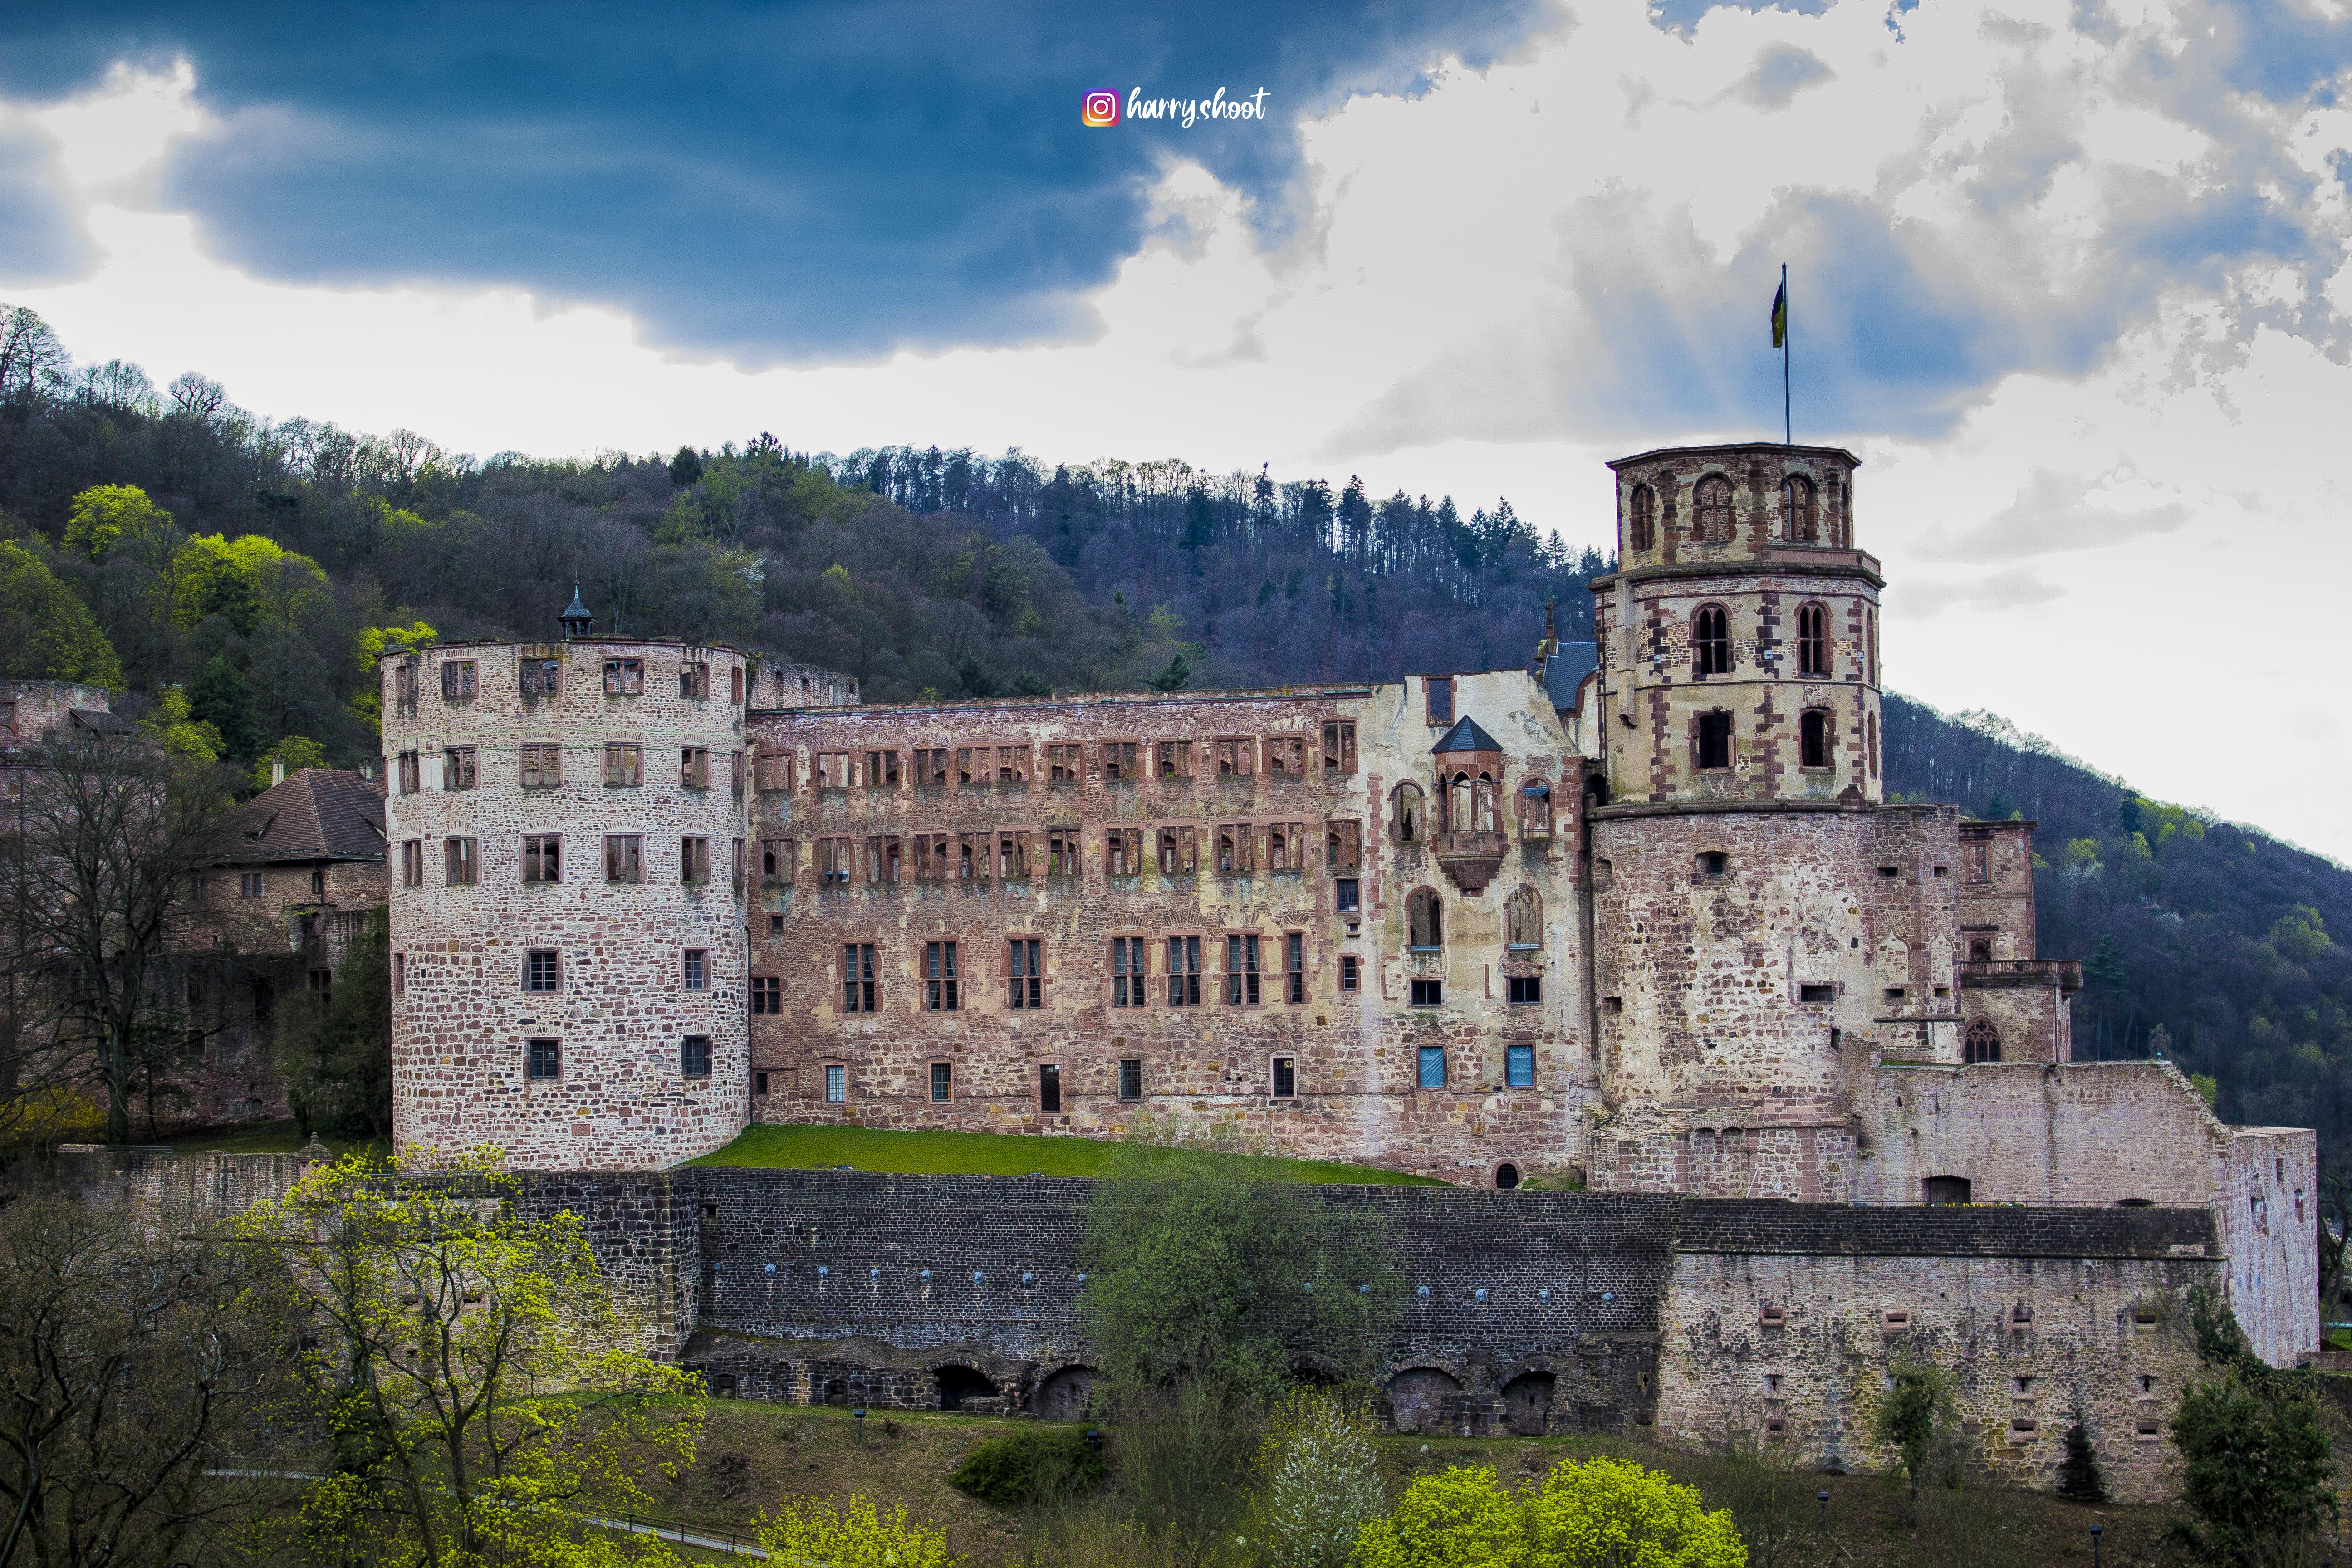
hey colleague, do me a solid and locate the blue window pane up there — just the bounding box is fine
[1417,1046,1446,1089]
[1506,1044,1535,1088]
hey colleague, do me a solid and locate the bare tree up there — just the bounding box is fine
[0,727,231,1143]
[0,306,69,403]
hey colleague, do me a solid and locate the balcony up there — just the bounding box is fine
[1956,958,2083,994]
[1433,829,1507,893]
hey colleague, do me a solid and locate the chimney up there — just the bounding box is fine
[271,759,286,786]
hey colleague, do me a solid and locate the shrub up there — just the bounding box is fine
[1524,1457,1747,1568]
[2056,1420,2107,1503]
[1352,1466,1527,1568]
[758,1495,961,1568]
[949,1425,1104,1509]
[1872,1362,1952,1490]
[2171,1369,2337,1567]
[1243,1389,1386,1568]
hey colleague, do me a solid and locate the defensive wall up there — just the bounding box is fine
[51,1149,2251,1500]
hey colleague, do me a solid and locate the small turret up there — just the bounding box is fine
[559,582,593,638]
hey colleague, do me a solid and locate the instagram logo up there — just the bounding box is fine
[1082,91,1119,127]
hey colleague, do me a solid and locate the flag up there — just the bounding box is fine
[1770,275,1787,349]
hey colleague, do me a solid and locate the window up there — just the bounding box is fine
[731,665,744,703]
[1392,783,1424,844]
[445,837,478,886]
[1411,979,1444,1008]
[1969,937,1993,962]
[398,751,420,794]
[1267,821,1307,871]
[527,1038,561,1081]
[842,944,877,1011]
[392,953,405,996]
[818,837,856,884]
[999,746,1032,785]
[1008,939,1043,1009]
[1339,954,1360,991]
[998,829,1033,878]
[1106,827,1144,876]
[761,838,796,882]
[1508,976,1543,1006]
[521,743,561,788]
[865,834,903,884]
[955,832,989,880]
[1506,886,1542,948]
[523,834,562,883]
[1215,738,1255,777]
[815,751,853,789]
[1272,1057,1296,1098]
[1046,828,1081,877]
[1782,474,1817,542]
[1628,483,1654,551]
[1798,983,1836,1004]
[1111,937,1147,1008]
[769,914,783,933]
[604,834,642,882]
[1265,736,1305,775]
[1968,840,1990,882]
[1157,825,1197,876]
[1327,819,1362,874]
[1102,740,1139,779]
[681,747,709,789]
[758,750,796,791]
[1799,710,1832,769]
[1507,1044,1535,1085]
[680,662,710,699]
[1519,781,1553,839]
[682,949,707,990]
[1417,1044,1446,1085]
[442,745,477,790]
[1797,601,1829,676]
[397,840,422,889]
[752,976,780,1014]
[1323,720,1357,774]
[866,749,902,787]
[603,659,642,695]
[1335,877,1360,914]
[1045,744,1083,782]
[681,836,710,884]
[1407,888,1442,949]
[1694,474,1735,541]
[243,870,268,897]
[1696,712,1733,770]
[1698,850,1728,878]
[924,942,960,1010]
[1285,933,1305,1004]
[1166,936,1202,1007]
[1867,609,1878,685]
[1882,1309,1913,1330]
[931,1062,953,1102]
[392,663,418,715]
[1693,605,1731,677]
[1922,1176,1972,1205]
[1426,676,1454,725]
[603,743,641,787]
[733,836,745,889]
[1965,1019,2002,1063]
[913,747,950,787]
[1039,1063,1062,1113]
[526,949,560,992]
[1216,823,1255,875]
[441,660,477,701]
[1119,1058,1143,1102]
[1867,712,1879,778]
[1225,934,1261,1005]
[681,1035,712,1079]
[825,1063,846,1103]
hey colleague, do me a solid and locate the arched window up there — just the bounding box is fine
[1393,782,1424,844]
[1867,711,1879,778]
[1694,475,1735,542]
[1506,886,1542,948]
[1780,475,1817,542]
[1628,485,1655,552]
[1519,779,1553,839]
[1799,709,1831,769]
[1693,605,1731,678]
[1407,888,1442,949]
[1473,774,1498,835]
[1796,601,1828,676]
[1965,1019,2002,1064]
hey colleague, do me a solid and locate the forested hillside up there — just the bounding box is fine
[2,302,2346,1166]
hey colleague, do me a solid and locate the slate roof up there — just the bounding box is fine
[1540,641,1597,711]
[69,708,132,735]
[219,769,387,864]
[1430,715,1502,754]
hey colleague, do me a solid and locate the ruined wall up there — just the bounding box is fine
[196,860,386,960]
[0,679,112,749]
[1956,820,2037,959]
[1656,1205,2218,1502]
[383,638,752,1169]
[743,671,1594,1184]
[2218,1126,2320,1367]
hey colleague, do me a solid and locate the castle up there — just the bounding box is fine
[366,441,2319,1479]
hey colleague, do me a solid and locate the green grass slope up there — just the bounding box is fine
[689,1122,1444,1185]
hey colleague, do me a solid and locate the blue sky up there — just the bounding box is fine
[5,0,2352,855]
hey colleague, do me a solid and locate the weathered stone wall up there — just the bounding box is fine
[1955,821,2038,959]
[0,679,112,750]
[382,638,753,1169]
[743,671,1595,1183]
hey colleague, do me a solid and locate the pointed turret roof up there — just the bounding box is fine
[560,582,593,635]
[1431,715,1501,754]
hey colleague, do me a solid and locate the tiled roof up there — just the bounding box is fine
[219,769,386,864]
[1430,715,1502,754]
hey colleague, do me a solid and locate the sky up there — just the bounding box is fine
[3,0,2352,858]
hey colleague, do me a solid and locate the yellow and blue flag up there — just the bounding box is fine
[1771,275,1787,348]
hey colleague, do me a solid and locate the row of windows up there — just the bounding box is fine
[399,833,740,887]
[402,656,742,708]
[780,820,1362,885]
[395,743,745,796]
[1686,708,1877,775]
[1624,472,1851,551]
[1679,601,1867,682]
[514,1034,711,1083]
[772,724,1361,792]
[788,1041,1541,1107]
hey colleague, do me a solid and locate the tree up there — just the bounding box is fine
[1242,1389,1386,1568]
[1352,1466,1526,1568]
[667,446,704,489]
[2170,1372,2336,1566]
[61,484,176,564]
[252,735,330,792]
[1524,1457,1747,1568]
[273,907,395,1137]
[239,1151,707,1567]
[0,305,69,402]
[138,686,225,762]
[0,1191,284,1568]
[2056,1419,2107,1503]
[0,542,122,686]
[1141,652,1190,693]
[756,1496,958,1568]
[1,726,229,1143]
[1872,1362,1950,1494]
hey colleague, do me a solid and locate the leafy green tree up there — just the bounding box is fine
[62,483,177,563]
[273,908,395,1137]
[667,445,704,489]
[1141,652,1190,692]
[2170,1372,2336,1566]
[252,734,330,792]
[137,684,225,762]
[190,653,264,758]
[1872,1362,1951,1494]
[948,1426,1104,1508]
[1352,1466,1526,1568]
[0,539,122,686]
[1524,1457,1747,1568]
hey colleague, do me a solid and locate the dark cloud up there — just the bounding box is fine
[0,123,93,284]
[0,1,1548,362]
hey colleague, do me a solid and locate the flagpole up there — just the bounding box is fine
[1781,263,1791,446]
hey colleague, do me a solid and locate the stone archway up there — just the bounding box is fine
[1034,1365,1097,1421]
[1387,1367,1462,1434]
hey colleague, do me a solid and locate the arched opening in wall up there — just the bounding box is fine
[1628,485,1655,551]
[1407,889,1443,950]
[1393,782,1425,845]
[1796,601,1829,676]
[1965,1019,2002,1064]
[1506,887,1542,949]
[1494,1162,1522,1190]
[708,1372,738,1398]
[1519,780,1552,841]
[1922,1176,1972,1205]
[1500,1371,1555,1434]
[1387,1368,1462,1434]
[1799,710,1832,770]
[1289,1356,1343,1387]
[1782,475,1818,542]
[1694,475,1735,542]
[935,1365,999,1411]
[1693,604,1731,678]
[823,1378,849,1406]
[1034,1365,1098,1421]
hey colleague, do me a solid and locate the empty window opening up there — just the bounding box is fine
[1922,1176,1972,1205]
[1426,676,1454,725]
[1265,736,1305,775]
[1392,783,1424,844]
[1799,709,1832,769]
[1694,475,1735,541]
[1407,888,1443,949]
[602,659,642,695]
[680,835,710,884]
[756,1071,769,1096]
[441,660,477,701]
[1494,1162,1521,1190]
[1322,720,1357,773]
[527,1038,561,1081]
[1506,886,1543,948]
[1102,740,1139,779]
[603,834,642,882]
[1602,995,1623,1014]
[444,837,478,886]
[1697,851,1728,878]
[842,944,877,1012]
[1039,1063,1062,1113]
[680,746,710,789]
[1693,605,1732,677]
[1969,938,1994,962]
[680,662,710,699]
[1627,484,1655,551]
[1783,475,1818,542]
[522,833,562,884]
[1696,712,1733,770]
[1798,983,1836,1004]
[1965,1018,2002,1064]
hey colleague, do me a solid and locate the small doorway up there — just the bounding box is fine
[1922,1176,1972,1205]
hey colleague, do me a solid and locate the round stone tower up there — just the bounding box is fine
[381,609,752,1169]
[1584,444,1932,1199]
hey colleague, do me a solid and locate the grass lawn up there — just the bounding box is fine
[689,1122,1445,1185]
[168,1119,387,1160]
